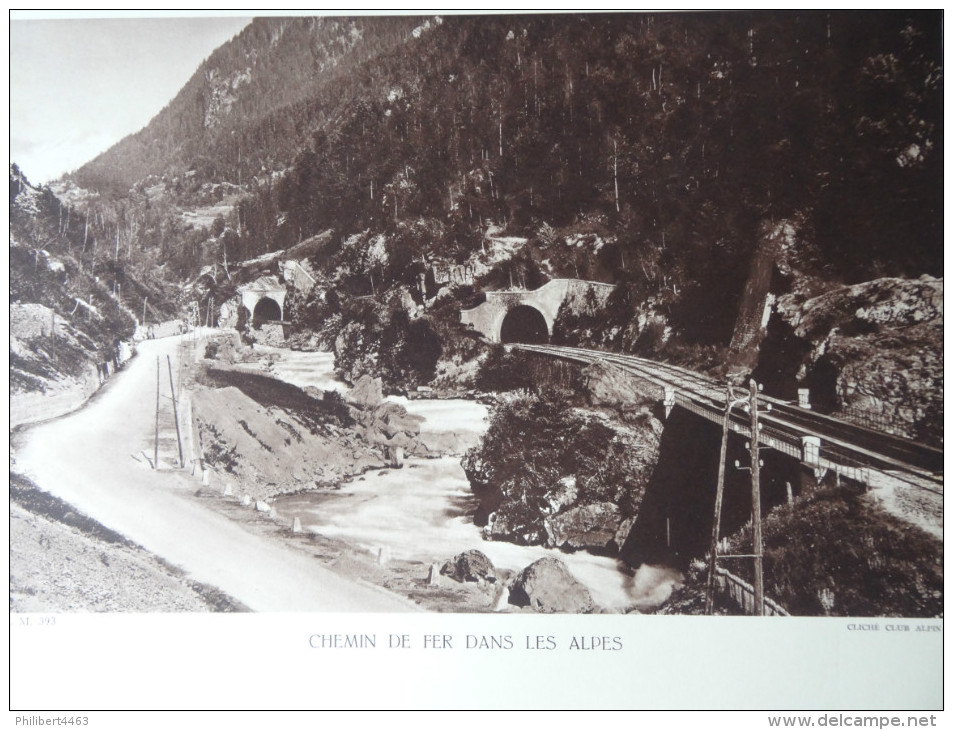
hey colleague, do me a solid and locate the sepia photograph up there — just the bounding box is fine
[9,10,943,713]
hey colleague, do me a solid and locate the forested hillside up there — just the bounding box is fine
[8,12,929,378]
[72,16,421,194]
[10,164,184,424]
[64,13,940,340]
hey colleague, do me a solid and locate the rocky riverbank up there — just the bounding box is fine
[10,332,505,613]
[187,332,439,501]
[186,336,660,612]
[463,361,663,554]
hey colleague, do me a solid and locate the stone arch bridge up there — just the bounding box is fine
[239,276,287,321]
[460,278,615,343]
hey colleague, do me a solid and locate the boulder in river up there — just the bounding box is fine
[347,374,383,409]
[374,401,424,437]
[440,549,496,583]
[508,556,595,613]
[544,502,622,551]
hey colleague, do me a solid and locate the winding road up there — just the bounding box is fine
[13,334,419,612]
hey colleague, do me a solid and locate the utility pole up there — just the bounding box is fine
[749,379,764,616]
[167,355,184,468]
[154,357,160,469]
[714,380,772,616]
[705,381,747,614]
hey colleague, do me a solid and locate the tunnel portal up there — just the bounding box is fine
[253,296,282,322]
[500,305,549,344]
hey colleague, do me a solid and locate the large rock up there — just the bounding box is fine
[347,374,383,409]
[483,511,544,545]
[356,400,424,453]
[381,431,416,451]
[544,502,622,551]
[440,550,496,583]
[776,275,943,445]
[779,275,942,340]
[373,401,424,437]
[614,516,636,552]
[822,322,942,441]
[508,557,595,613]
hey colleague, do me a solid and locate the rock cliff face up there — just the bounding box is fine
[774,275,942,446]
[544,502,621,552]
[463,389,660,552]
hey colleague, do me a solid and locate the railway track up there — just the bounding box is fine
[511,343,943,488]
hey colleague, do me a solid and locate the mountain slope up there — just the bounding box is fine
[9,164,184,425]
[72,16,423,193]
[43,11,941,391]
[71,12,941,293]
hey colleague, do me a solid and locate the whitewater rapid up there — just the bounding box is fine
[259,346,680,611]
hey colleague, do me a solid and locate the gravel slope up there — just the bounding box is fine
[10,498,232,613]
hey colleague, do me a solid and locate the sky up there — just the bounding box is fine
[10,12,253,185]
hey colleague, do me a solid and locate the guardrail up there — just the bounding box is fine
[838,405,915,441]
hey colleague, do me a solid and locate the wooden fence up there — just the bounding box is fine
[715,566,789,616]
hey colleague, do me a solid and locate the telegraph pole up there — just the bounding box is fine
[706,382,746,614]
[749,379,765,616]
[167,355,184,468]
[154,357,161,469]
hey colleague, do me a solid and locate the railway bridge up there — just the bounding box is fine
[511,343,943,614]
[512,343,943,491]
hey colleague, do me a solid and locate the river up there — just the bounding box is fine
[255,346,680,611]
